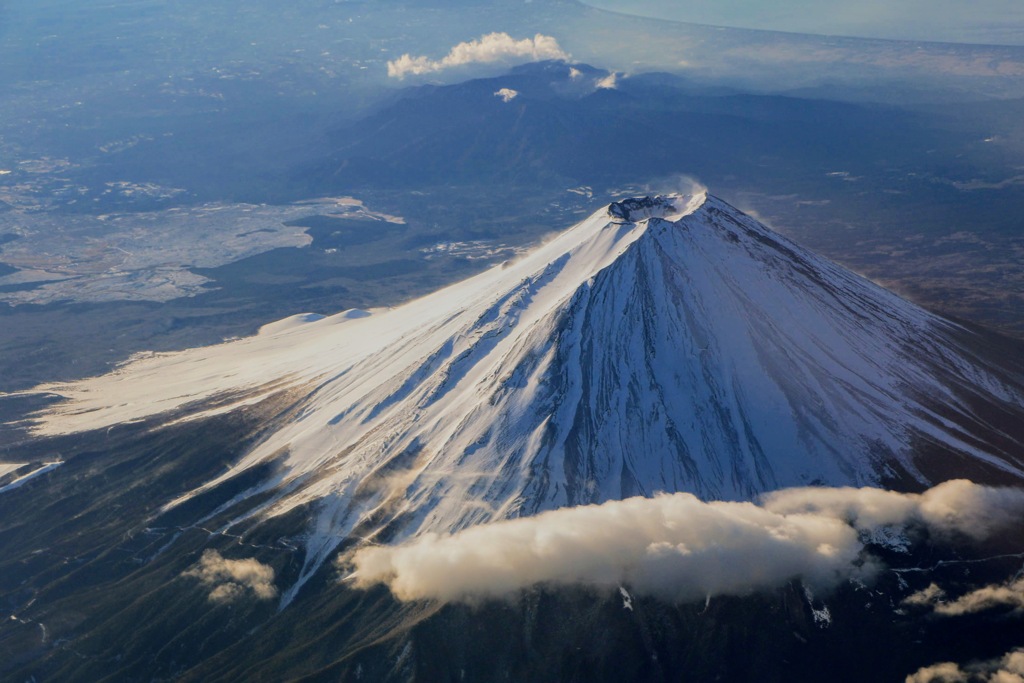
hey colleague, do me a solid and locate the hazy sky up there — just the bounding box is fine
[581,0,1024,45]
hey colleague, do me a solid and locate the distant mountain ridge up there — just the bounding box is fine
[302,60,926,190]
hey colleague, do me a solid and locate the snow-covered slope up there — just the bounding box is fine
[15,192,1024,595]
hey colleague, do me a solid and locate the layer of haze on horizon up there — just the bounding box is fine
[581,0,1024,45]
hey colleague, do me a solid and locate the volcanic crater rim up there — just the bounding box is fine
[606,192,706,224]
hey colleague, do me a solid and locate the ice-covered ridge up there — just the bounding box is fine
[17,192,706,438]
[0,462,62,495]
[11,191,1024,601]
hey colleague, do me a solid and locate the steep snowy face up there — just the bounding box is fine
[18,193,1024,592]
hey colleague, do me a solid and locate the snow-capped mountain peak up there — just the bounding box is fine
[18,192,1024,598]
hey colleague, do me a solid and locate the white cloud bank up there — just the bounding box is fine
[351,480,1024,604]
[906,648,1024,683]
[184,550,277,604]
[387,33,570,79]
[761,479,1024,541]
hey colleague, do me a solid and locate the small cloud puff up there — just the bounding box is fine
[906,648,1024,683]
[904,578,1024,617]
[183,549,277,604]
[906,661,971,683]
[350,480,1024,605]
[494,88,519,103]
[596,72,619,89]
[387,33,570,79]
[903,583,948,609]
